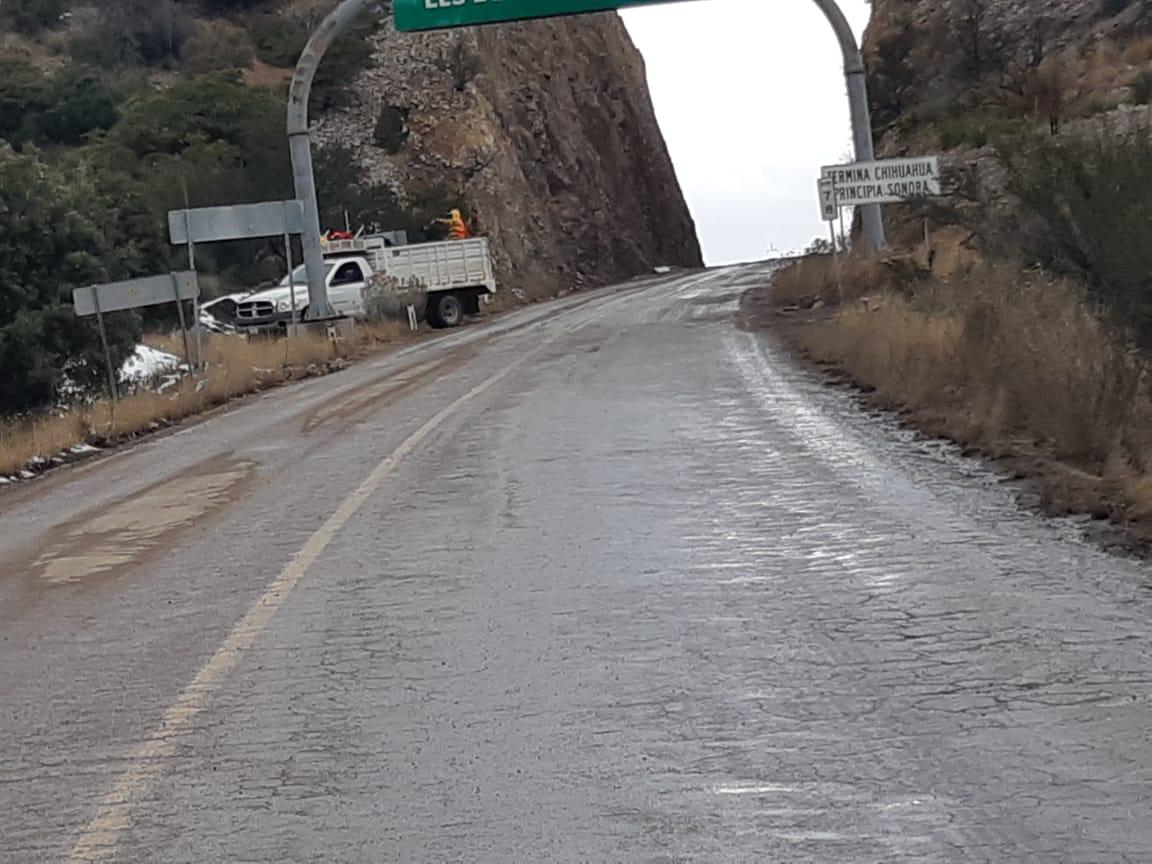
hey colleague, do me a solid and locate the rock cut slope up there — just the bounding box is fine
[315,11,703,297]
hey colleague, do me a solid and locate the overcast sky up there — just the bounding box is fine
[621,0,871,265]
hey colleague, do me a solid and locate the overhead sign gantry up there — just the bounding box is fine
[394,0,688,31]
[289,0,888,319]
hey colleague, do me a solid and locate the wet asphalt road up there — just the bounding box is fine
[2,264,1151,862]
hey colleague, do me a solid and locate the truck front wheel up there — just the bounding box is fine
[431,293,464,329]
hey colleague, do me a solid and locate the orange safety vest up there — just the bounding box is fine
[448,215,469,240]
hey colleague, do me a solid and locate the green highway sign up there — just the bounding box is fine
[394,0,687,32]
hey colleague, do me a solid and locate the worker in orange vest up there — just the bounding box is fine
[434,209,470,240]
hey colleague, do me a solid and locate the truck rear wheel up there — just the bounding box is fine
[432,293,464,329]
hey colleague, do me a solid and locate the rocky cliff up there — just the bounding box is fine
[316,12,703,298]
[861,0,1152,255]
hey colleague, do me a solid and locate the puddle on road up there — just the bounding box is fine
[29,457,255,585]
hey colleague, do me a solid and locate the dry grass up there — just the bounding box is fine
[772,251,918,308]
[1120,471,1152,521]
[141,331,190,358]
[350,320,409,350]
[1,323,412,479]
[1123,34,1152,67]
[1076,43,1116,96]
[805,298,966,414]
[790,262,1152,523]
[0,412,90,477]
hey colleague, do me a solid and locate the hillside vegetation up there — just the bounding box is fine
[0,0,456,415]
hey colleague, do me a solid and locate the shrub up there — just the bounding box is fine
[94,75,294,291]
[315,145,405,232]
[435,36,481,92]
[5,0,66,34]
[0,61,49,143]
[1131,68,1152,104]
[181,20,255,75]
[36,72,120,145]
[363,275,427,322]
[106,74,284,166]
[1008,129,1152,343]
[373,103,409,153]
[248,10,378,110]
[0,152,144,414]
[249,12,309,68]
[803,266,1142,464]
[0,63,119,147]
[772,251,918,308]
[934,112,1028,149]
[70,0,190,68]
[869,23,919,127]
[311,13,378,110]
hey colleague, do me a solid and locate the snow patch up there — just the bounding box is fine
[121,345,184,384]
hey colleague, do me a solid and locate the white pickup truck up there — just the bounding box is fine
[234,235,497,332]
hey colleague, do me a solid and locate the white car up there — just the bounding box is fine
[199,293,249,333]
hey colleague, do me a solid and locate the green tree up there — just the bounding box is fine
[92,75,296,289]
[0,61,49,144]
[71,0,189,68]
[315,145,405,232]
[37,71,120,146]
[869,23,919,127]
[0,63,120,148]
[5,0,66,34]
[249,10,380,111]
[0,151,145,414]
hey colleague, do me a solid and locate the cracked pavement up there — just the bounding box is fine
[1,264,1150,862]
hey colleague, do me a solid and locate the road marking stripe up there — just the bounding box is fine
[68,278,662,861]
[68,347,536,862]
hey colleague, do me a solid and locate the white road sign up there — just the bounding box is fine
[168,201,305,245]
[821,156,941,207]
[818,178,837,222]
[73,272,200,317]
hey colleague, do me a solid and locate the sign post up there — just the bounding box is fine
[73,272,201,408]
[818,178,838,253]
[181,209,204,370]
[90,288,119,406]
[285,226,298,339]
[171,272,193,372]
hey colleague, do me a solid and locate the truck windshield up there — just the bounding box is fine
[280,263,336,287]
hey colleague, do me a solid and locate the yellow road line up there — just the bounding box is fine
[68,346,537,862]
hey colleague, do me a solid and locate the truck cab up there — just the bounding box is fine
[234,256,372,332]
